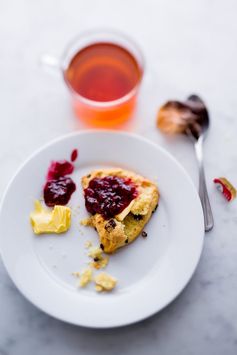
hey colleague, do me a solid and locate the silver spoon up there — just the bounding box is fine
[185,95,214,232]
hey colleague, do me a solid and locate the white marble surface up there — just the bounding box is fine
[1,0,237,354]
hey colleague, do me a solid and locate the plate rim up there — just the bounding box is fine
[0,130,205,328]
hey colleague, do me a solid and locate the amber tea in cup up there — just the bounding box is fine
[61,31,144,125]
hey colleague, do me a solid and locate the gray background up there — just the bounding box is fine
[0,0,237,354]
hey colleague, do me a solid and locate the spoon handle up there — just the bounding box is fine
[194,138,214,232]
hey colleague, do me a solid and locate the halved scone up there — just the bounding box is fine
[81,168,159,253]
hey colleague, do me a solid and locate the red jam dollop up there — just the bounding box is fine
[44,177,76,207]
[84,176,138,219]
[71,149,78,162]
[47,160,74,181]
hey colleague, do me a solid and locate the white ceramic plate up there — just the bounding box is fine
[0,131,204,328]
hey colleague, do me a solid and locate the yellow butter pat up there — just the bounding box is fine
[30,200,71,235]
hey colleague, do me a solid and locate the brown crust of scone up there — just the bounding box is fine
[81,168,159,253]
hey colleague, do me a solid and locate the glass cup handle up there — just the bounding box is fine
[40,54,62,76]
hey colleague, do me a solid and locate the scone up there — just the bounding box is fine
[81,168,159,253]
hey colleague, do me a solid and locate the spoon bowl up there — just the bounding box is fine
[185,95,210,139]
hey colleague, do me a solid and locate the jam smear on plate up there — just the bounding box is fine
[44,152,78,207]
[84,176,138,219]
[44,177,76,207]
[70,149,78,162]
[47,160,74,181]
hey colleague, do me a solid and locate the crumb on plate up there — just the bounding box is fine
[85,240,93,249]
[80,217,93,226]
[90,256,109,270]
[76,268,93,287]
[72,271,80,277]
[94,272,117,292]
[88,246,109,269]
[88,246,103,259]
